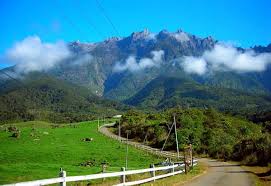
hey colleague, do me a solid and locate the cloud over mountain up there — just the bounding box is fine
[6,36,71,73]
[182,44,271,75]
[113,50,164,72]
[182,56,207,75]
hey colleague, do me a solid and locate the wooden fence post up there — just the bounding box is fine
[184,151,187,174]
[102,164,107,181]
[150,164,156,182]
[190,144,193,169]
[120,167,125,184]
[172,162,175,173]
[59,168,66,186]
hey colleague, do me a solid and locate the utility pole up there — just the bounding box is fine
[118,119,121,141]
[161,115,175,152]
[125,130,131,170]
[174,114,180,158]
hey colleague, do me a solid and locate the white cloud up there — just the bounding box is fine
[113,50,164,72]
[6,36,71,73]
[204,44,271,72]
[182,56,207,75]
[72,54,93,66]
[182,44,271,75]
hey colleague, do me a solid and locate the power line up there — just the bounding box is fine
[0,70,25,87]
[95,0,120,36]
[73,0,106,40]
[54,0,91,42]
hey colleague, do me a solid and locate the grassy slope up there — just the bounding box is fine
[0,120,163,184]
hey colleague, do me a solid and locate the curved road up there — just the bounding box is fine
[185,158,253,186]
[100,123,253,186]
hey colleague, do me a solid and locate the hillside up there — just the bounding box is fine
[124,76,271,115]
[0,72,128,124]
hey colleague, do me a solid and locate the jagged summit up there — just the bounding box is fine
[176,28,184,33]
[130,28,155,41]
[68,28,218,48]
[104,37,122,43]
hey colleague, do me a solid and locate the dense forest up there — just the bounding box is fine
[0,73,128,124]
[124,76,271,117]
[115,108,271,165]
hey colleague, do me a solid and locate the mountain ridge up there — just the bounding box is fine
[1,28,271,119]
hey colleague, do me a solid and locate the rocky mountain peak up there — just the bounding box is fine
[130,29,154,40]
[104,37,122,43]
[204,36,215,41]
[176,28,184,33]
[69,41,96,52]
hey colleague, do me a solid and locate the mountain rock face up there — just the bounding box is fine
[48,29,218,99]
[49,29,270,99]
[1,28,271,113]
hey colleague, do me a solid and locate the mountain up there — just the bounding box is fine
[0,72,128,123]
[1,28,271,119]
[47,29,218,100]
[48,29,270,101]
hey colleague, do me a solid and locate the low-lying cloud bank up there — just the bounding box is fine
[182,44,271,75]
[113,50,164,72]
[6,36,72,73]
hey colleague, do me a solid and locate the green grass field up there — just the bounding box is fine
[0,120,163,184]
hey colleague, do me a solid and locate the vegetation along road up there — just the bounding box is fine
[99,123,180,159]
[100,123,254,186]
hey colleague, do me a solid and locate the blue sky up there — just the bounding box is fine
[1,0,271,69]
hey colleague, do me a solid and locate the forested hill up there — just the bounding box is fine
[124,76,271,115]
[0,72,128,124]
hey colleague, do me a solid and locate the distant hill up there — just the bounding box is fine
[124,76,271,115]
[0,72,128,123]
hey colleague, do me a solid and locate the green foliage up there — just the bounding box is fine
[124,76,271,116]
[118,108,271,165]
[0,73,128,124]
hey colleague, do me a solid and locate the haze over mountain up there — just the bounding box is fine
[1,28,271,120]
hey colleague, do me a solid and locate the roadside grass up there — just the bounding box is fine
[242,166,271,186]
[0,120,164,184]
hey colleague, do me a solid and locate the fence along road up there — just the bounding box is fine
[99,123,183,159]
[2,160,198,186]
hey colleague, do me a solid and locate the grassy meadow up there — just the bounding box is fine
[0,120,163,184]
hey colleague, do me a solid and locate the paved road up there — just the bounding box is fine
[185,158,253,186]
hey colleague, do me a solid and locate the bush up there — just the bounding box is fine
[117,107,269,165]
